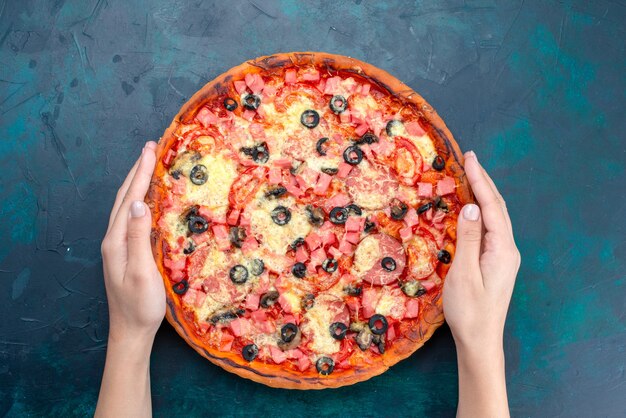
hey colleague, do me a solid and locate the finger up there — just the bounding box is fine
[109,145,157,239]
[463,152,509,237]
[451,204,483,281]
[477,164,513,236]
[125,200,155,281]
[107,142,158,231]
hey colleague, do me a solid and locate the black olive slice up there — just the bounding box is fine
[271,206,291,226]
[390,198,408,220]
[320,167,338,175]
[386,120,404,137]
[291,262,306,278]
[368,314,388,335]
[242,344,258,361]
[280,323,299,343]
[241,142,269,163]
[229,265,249,284]
[170,169,182,180]
[432,155,445,171]
[242,94,260,110]
[345,204,362,216]
[316,137,329,156]
[265,186,287,199]
[343,284,362,296]
[301,293,315,310]
[316,356,335,375]
[229,226,246,248]
[329,207,349,224]
[260,291,279,308]
[438,249,452,264]
[189,164,208,185]
[343,145,363,165]
[172,280,188,295]
[290,237,305,250]
[417,202,433,215]
[301,110,320,128]
[305,205,325,226]
[401,279,427,297]
[381,257,396,272]
[250,259,265,276]
[329,322,348,340]
[322,258,338,273]
[223,97,238,111]
[188,215,209,234]
[329,95,347,114]
[355,132,379,145]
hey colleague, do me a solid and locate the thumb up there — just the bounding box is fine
[126,200,154,274]
[453,204,483,269]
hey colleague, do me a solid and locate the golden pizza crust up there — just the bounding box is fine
[146,52,472,390]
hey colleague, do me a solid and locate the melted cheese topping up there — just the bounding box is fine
[302,303,340,355]
[348,160,393,210]
[353,235,381,276]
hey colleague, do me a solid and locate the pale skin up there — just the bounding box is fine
[95,144,520,418]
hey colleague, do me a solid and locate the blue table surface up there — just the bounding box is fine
[1,1,624,417]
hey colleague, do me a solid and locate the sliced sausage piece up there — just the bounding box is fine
[354,233,406,285]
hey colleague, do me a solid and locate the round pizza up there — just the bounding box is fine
[147,52,472,389]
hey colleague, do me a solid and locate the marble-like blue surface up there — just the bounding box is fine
[0,1,624,416]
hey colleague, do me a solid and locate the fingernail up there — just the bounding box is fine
[463,204,480,221]
[130,201,146,218]
[465,150,476,160]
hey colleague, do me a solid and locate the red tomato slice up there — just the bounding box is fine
[228,168,264,210]
[405,230,438,280]
[391,137,423,185]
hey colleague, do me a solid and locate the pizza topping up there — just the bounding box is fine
[223,97,238,111]
[390,198,408,220]
[241,142,270,164]
[189,164,208,185]
[385,120,404,137]
[417,202,433,215]
[271,205,291,226]
[343,283,362,296]
[242,93,261,110]
[329,322,348,340]
[355,132,379,145]
[265,186,287,199]
[301,293,316,310]
[381,257,396,272]
[172,280,189,295]
[242,344,259,361]
[354,327,374,351]
[229,226,246,248]
[300,109,320,128]
[280,323,299,343]
[400,279,427,298]
[322,258,338,273]
[437,249,452,264]
[432,155,445,171]
[209,310,240,325]
[292,262,307,278]
[260,290,279,308]
[316,356,334,375]
[342,145,363,165]
[250,258,265,276]
[345,203,362,216]
[328,206,348,225]
[229,265,249,284]
[329,95,348,114]
[315,137,329,156]
[434,196,449,212]
[368,314,388,335]
[188,215,209,234]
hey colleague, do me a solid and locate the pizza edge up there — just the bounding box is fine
[146,51,472,390]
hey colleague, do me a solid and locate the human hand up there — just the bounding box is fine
[443,151,520,352]
[100,141,165,344]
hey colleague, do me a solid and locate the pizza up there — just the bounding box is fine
[147,52,472,389]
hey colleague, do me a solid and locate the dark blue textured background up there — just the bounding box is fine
[1,1,624,417]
